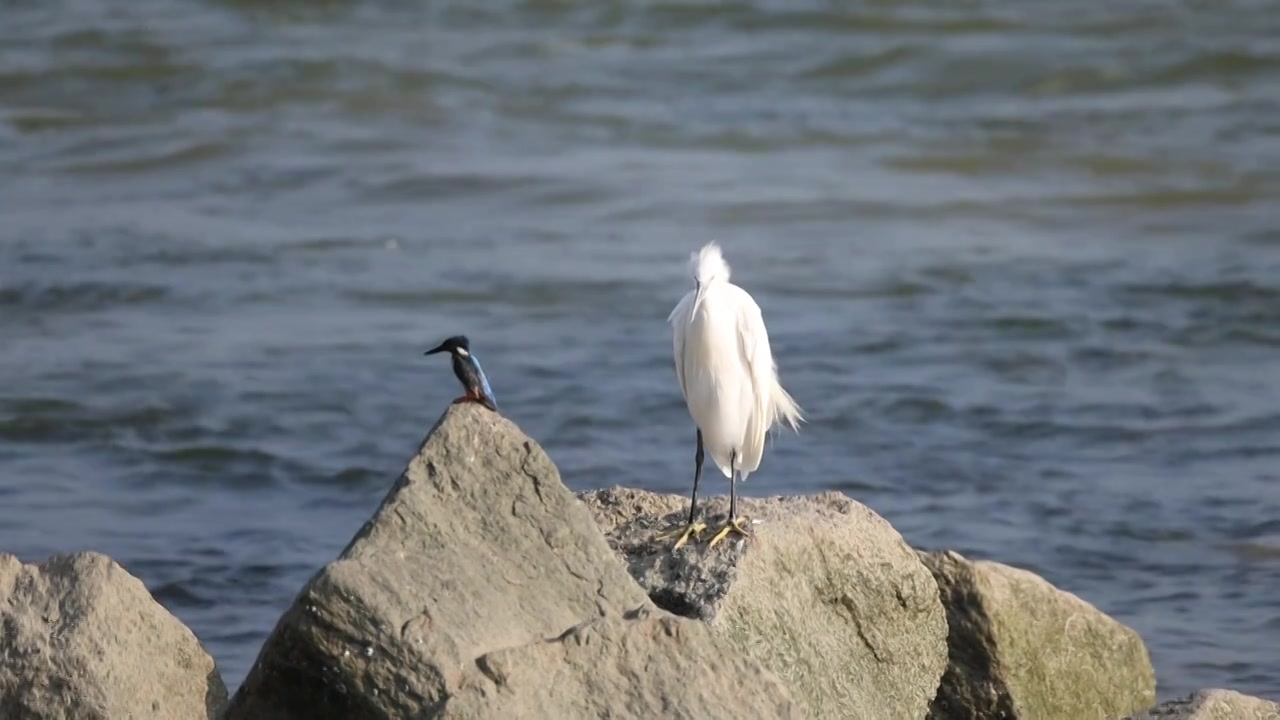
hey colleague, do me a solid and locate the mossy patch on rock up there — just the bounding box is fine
[922,550,1156,720]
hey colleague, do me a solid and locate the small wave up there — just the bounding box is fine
[0,402,180,443]
[211,0,360,20]
[299,466,385,489]
[2,107,93,133]
[0,397,82,415]
[980,353,1068,384]
[852,337,904,354]
[884,151,1022,176]
[283,236,402,253]
[1174,445,1280,462]
[122,246,275,267]
[1170,324,1280,349]
[207,629,271,645]
[205,57,478,113]
[1241,229,1280,246]
[1070,154,1163,177]
[1108,523,1196,543]
[345,287,502,307]
[1070,346,1162,371]
[1025,67,1118,97]
[787,280,932,300]
[152,581,216,609]
[975,417,1148,445]
[1068,185,1265,209]
[707,198,877,225]
[1229,541,1280,561]
[353,171,541,202]
[0,281,168,312]
[830,477,886,494]
[987,315,1078,339]
[0,58,191,92]
[987,409,1280,447]
[1099,316,1170,334]
[1222,328,1280,347]
[346,278,661,315]
[733,9,1023,34]
[135,444,304,490]
[54,138,229,175]
[1153,50,1280,86]
[1122,279,1280,303]
[878,396,954,424]
[232,562,305,582]
[799,46,917,81]
[151,445,280,471]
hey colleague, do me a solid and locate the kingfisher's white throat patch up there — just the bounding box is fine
[457,347,470,357]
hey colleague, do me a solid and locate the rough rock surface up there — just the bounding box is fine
[579,486,948,720]
[922,550,1156,720]
[227,403,795,719]
[1125,689,1280,719]
[0,552,228,720]
[438,607,802,719]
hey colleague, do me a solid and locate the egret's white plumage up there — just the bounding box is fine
[669,242,802,485]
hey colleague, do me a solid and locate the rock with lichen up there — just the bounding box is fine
[1123,689,1280,719]
[226,403,798,720]
[437,607,803,719]
[579,486,948,720]
[921,549,1156,720]
[0,552,227,720]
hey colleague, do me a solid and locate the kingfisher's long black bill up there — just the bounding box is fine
[424,343,448,356]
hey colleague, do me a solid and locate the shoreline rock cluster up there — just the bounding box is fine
[1,403,1275,719]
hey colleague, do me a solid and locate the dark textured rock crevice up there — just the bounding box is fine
[924,551,1017,720]
[649,588,702,620]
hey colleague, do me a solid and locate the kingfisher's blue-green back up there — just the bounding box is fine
[471,352,496,405]
[451,351,498,410]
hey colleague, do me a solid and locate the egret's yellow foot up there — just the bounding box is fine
[708,517,750,548]
[658,522,707,550]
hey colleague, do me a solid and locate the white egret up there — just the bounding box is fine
[663,242,803,549]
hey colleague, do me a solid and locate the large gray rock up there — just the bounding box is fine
[922,550,1156,720]
[227,403,797,719]
[0,552,227,720]
[1124,689,1280,719]
[579,486,948,720]
[438,607,802,719]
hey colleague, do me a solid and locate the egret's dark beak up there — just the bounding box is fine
[424,342,448,356]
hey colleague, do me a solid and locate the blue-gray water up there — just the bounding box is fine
[2,0,1279,701]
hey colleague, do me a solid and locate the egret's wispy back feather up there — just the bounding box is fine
[771,379,803,432]
[732,285,802,481]
[668,289,695,402]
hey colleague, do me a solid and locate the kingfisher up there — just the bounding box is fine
[424,335,498,411]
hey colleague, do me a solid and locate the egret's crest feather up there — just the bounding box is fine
[691,242,731,286]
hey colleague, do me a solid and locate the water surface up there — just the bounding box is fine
[2,0,1279,700]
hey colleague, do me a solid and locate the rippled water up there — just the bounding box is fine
[2,0,1279,701]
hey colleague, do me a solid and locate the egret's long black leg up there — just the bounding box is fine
[688,429,704,525]
[728,449,737,521]
[709,450,749,548]
[660,428,707,550]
